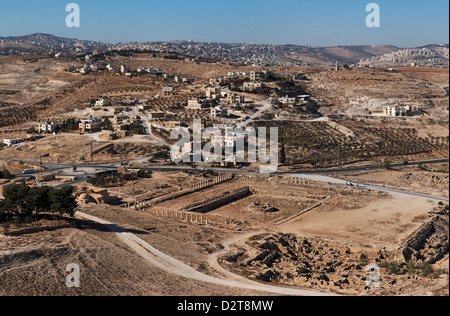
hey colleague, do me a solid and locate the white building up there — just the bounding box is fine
[162,84,174,96]
[206,87,222,99]
[210,129,236,148]
[106,64,117,71]
[279,95,297,106]
[120,65,130,74]
[94,97,110,108]
[37,121,59,133]
[243,81,264,91]
[224,133,237,148]
[3,138,23,146]
[211,106,228,118]
[250,70,268,82]
[187,99,209,110]
[384,105,420,117]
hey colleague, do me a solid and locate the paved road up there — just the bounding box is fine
[76,211,338,296]
[6,156,447,177]
[5,155,448,202]
[286,173,449,202]
[131,106,170,147]
[238,100,273,128]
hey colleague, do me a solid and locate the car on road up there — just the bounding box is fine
[22,168,35,174]
[345,182,354,186]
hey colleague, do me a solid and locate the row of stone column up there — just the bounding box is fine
[192,179,212,191]
[214,173,232,185]
[124,200,147,212]
[192,174,233,191]
[156,209,209,225]
[290,178,308,185]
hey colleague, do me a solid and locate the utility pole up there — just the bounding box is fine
[39,154,42,183]
[337,144,341,168]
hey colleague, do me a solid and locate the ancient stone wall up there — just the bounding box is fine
[184,187,250,214]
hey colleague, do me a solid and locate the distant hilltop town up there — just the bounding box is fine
[0,34,448,68]
[359,45,449,68]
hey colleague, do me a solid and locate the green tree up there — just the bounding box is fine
[4,184,31,218]
[25,187,52,218]
[101,118,114,131]
[49,186,78,219]
[0,169,15,180]
[27,126,37,134]
[61,118,80,132]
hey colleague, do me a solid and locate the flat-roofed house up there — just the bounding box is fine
[162,84,174,96]
[79,118,101,133]
[187,99,210,110]
[226,93,245,105]
[3,138,23,146]
[37,121,59,133]
[279,95,297,106]
[243,82,264,91]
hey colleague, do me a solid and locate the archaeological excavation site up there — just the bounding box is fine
[32,169,443,297]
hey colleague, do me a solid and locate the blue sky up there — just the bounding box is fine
[0,0,448,47]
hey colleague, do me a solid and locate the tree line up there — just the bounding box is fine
[2,185,77,220]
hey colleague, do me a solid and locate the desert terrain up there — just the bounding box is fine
[0,50,448,297]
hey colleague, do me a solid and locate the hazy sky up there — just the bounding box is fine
[0,0,448,47]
